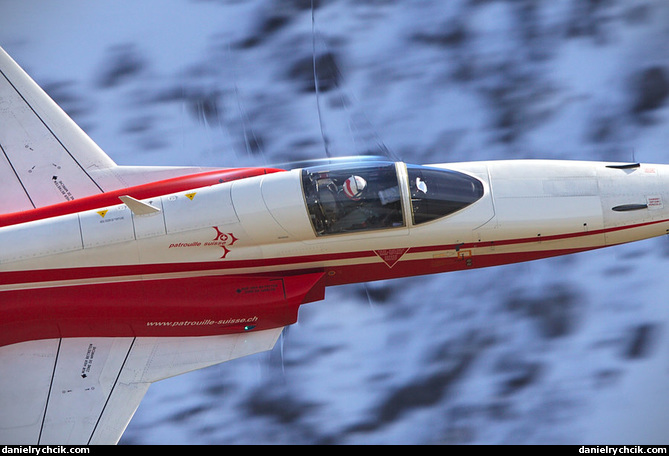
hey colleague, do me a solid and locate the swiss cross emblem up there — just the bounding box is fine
[213,227,238,245]
[373,248,408,268]
[212,227,238,259]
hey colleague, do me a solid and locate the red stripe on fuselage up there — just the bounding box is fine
[410,217,669,253]
[0,250,377,286]
[0,167,285,228]
[1,216,667,288]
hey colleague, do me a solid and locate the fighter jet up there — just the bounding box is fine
[1,45,668,444]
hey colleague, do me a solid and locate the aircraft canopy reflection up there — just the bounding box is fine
[301,161,484,236]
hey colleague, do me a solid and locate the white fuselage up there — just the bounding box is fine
[2,160,668,281]
[1,159,668,346]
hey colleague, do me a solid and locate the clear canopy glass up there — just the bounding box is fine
[301,161,483,236]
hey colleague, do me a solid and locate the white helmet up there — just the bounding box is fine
[343,175,367,200]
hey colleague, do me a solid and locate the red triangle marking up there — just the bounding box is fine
[373,248,409,268]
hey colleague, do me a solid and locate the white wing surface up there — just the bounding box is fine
[0,46,213,214]
[0,330,283,444]
[0,47,118,212]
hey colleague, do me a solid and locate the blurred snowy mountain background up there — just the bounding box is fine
[1,0,669,444]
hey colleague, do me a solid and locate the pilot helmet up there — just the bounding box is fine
[343,175,367,200]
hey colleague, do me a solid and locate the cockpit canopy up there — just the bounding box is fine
[406,164,484,225]
[301,161,484,236]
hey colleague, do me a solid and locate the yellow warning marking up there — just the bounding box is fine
[185,192,197,201]
[97,210,108,218]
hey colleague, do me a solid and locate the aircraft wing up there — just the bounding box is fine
[0,46,215,214]
[0,330,283,444]
[0,46,121,212]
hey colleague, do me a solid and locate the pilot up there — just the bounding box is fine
[331,175,375,232]
[343,175,367,201]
